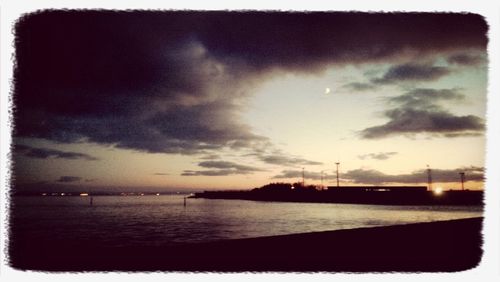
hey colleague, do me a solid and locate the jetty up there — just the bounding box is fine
[192,185,483,205]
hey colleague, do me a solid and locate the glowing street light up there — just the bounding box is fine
[434,187,443,196]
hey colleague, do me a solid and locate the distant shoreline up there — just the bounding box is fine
[10,191,193,196]
[10,217,483,272]
[192,188,484,206]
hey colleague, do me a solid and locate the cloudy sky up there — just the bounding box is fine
[11,11,487,191]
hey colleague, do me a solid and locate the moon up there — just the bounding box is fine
[325,87,331,94]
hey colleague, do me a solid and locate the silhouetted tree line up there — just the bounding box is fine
[252,182,319,193]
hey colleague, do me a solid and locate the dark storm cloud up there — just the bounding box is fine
[358,152,398,160]
[196,12,487,70]
[272,170,335,180]
[342,166,484,185]
[447,53,486,66]
[14,11,487,154]
[14,144,98,160]
[360,88,484,139]
[14,11,268,155]
[56,176,82,183]
[371,63,451,84]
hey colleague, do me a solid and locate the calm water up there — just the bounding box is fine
[10,195,482,248]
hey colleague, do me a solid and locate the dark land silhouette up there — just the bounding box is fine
[9,217,482,272]
[192,183,484,205]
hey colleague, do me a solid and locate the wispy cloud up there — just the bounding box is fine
[181,160,264,176]
[387,88,465,110]
[342,166,484,185]
[371,63,451,85]
[198,161,263,172]
[256,154,323,166]
[342,82,377,92]
[361,109,484,139]
[56,176,82,183]
[272,169,335,180]
[447,53,486,66]
[358,152,398,160]
[182,169,244,176]
[14,144,98,161]
[199,154,220,160]
[360,88,484,139]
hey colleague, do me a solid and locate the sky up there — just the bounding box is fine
[10,11,488,192]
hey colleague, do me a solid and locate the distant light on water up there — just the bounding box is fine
[80,193,89,196]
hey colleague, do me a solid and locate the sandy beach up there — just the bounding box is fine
[9,217,482,272]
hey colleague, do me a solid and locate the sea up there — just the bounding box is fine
[9,194,483,248]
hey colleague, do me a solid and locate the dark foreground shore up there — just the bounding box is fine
[10,217,482,272]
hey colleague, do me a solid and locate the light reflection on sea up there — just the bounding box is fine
[10,195,483,248]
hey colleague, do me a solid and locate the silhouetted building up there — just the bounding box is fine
[325,186,427,192]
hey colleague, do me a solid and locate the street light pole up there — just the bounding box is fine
[335,162,340,188]
[427,165,432,192]
[459,172,465,191]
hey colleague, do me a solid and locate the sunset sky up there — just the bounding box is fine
[11,11,488,191]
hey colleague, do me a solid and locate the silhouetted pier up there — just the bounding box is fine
[192,186,483,205]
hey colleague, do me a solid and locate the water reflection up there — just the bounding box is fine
[10,195,482,248]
